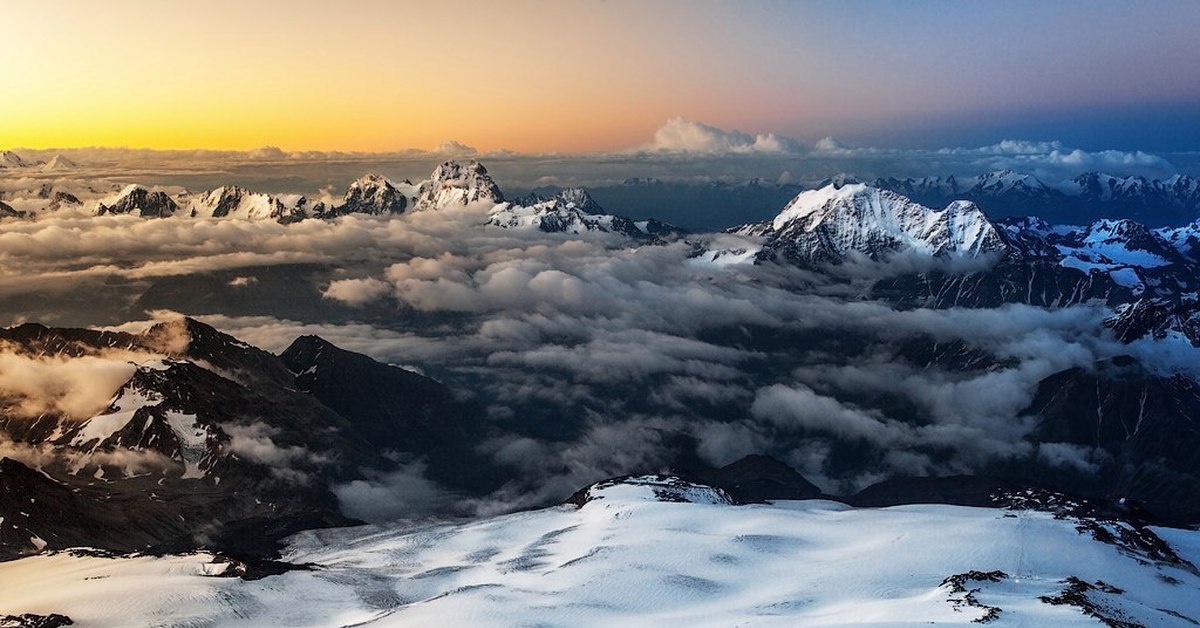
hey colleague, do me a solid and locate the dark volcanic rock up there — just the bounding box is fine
[848,475,1048,509]
[1024,356,1200,522]
[334,174,409,216]
[96,186,178,217]
[0,613,74,628]
[279,335,495,492]
[1105,298,1200,347]
[0,318,502,560]
[696,454,822,504]
[0,200,25,219]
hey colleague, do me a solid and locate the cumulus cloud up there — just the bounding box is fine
[0,436,174,476]
[0,351,140,419]
[323,277,393,306]
[247,145,287,160]
[644,117,802,155]
[224,423,325,467]
[1036,442,1106,474]
[432,140,478,156]
[333,461,459,521]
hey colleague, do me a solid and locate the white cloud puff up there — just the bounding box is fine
[323,277,393,307]
[646,117,802,154]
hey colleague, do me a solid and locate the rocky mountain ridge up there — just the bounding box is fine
[0,317,492,560]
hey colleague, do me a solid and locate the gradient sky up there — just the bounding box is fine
[3,0,1199,152]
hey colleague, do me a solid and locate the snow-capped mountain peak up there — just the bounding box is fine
[95,184,179,218]
[487,186,677,238]
[0,150,32,168]
[415,160,505,210]
[755,183,1006,264]
[337,173,410,215]
[192,185,306,222]
[552,186,603,213]
[41,154,77,171]
[968,169,1050,197]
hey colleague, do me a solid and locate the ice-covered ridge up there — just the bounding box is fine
[189,185,305,222]
[163,411,210,479]
[486,188,675,238]
[70,386,164,449]
[41,155,77,171]
[0,150,33,168]
[758,183,1006,263]
[567,474,733,506]
[1,496,1196,626]
[58,357,224,479]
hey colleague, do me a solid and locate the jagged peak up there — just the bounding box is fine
[972,169,1046,187]
[0,150,31,167]
[772,183,908,230]
[96,185,178,217]
[519,187,603,214]
[816,173,862,188]
[758,183,1006,263]
[555,187,599,210]
[997,215,1055,233]
[203,184,250,198]
[282,334,337,357]
[416,160,504,209]
[348,172,396,189]
[337,173,408,215]
[943,199,984,212]
[431,160,490,181]
[141,316,252,357]
[114,183,148,197]
[1085,217,1155,239]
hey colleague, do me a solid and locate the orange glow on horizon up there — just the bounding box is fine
[5,1,1194,153]
[0,0,772,153]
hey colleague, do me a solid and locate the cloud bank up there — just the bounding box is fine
[2,154,1197,521]
[644,118,803,155]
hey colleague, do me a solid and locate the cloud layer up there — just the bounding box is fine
[2,158,1197,521]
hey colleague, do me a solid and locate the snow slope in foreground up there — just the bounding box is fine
[2,487,1198,627]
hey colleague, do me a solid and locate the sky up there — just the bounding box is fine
[2,0,1199,153]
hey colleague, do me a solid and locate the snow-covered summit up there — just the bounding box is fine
[0,150,33,168]
[967,169,1052,198]
[5,494,1197,626]
[190,185,306,222]
[1105,298,1200,348]
[1158,218,1200,259]
[747,183,1006,264]
[488,187,677,238]
[415,160,504,210]
[63,360,218,480]
[324,162,504,217]
[334,174,411,216]
[95,184,179,218]
[565,474,733,508]
[41,154,77,171]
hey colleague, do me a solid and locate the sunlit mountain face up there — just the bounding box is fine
[3,1,1200,625]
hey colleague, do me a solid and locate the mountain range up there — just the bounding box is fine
[871,170,1200,226]
[2,155,1200,625]
[0,318,493,561]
